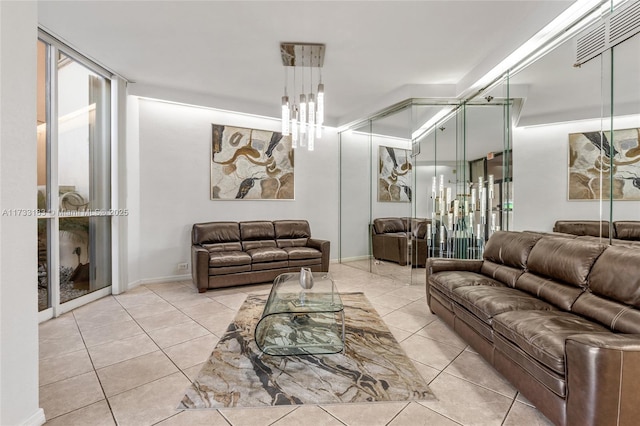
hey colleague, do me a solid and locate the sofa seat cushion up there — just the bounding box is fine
[453,286,557,323]
[430,271,507,300]
[493,310,610,374]
[251,260,289,271]
[246,247,288,263]
[208,265,252,276]
[281,246,322,260]
[209,251,251,267]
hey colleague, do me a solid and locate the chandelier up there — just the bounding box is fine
[280,43,325,151]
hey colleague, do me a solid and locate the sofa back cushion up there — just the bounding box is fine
[571,292,640,334]
[373,218,406,234]
[553,220,610,238]
[614,221,640,240]
[192,222,240,245]
[274,220,310,248]
[514,273,584,311]
[240,221,276,250]
[481,261,524,287]
[240,221,275,240]
[588,246,640,307]
[274,220,311,239]
[527,237,606,287]
[483,231,541,269]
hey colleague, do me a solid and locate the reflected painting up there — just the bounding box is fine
[210,124,294,200]
[569,128,640,200]
[378,146,412,202]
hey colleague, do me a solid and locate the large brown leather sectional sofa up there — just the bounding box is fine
[427,230,640,426]
[191,220,329,292]
[371,217,438,267]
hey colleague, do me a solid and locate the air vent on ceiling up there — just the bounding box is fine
[575,0,640,67]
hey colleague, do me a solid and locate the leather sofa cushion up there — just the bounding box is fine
[373,218,406,234]
[289,258,322,267]
[202,242,242,252]
[251,260,289,271]
[553,220,610,238]
[527,237,606,287]
[480,261,524,287]
[208,265,252,276]
[243,240,277,251]
[571,292,640,334]
[209,251,251,267]
[430,271,506,299]
[453,286,556,323]
[588,246,640,307]
[277,238,308,248]
[193,221,240,245]
[514,273,584,311]
[274,220,311,239]
[494,334,567,398]
[614,221,640,240]
[483,231,541,269]
[281,246,322,260]
[240,221,275,240]
[246,247,288,263]
[493,310,610,374]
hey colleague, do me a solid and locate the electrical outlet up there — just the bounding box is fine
[177,262,189,271]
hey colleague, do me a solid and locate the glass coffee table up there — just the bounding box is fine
[255,271,344,356]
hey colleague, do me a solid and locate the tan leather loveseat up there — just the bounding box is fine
[191,220,329,292]
[427,230,640,426]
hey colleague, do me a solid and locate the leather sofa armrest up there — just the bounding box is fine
[191,245,209,293]
[426,258,483,274]
[308,238,330,272]
[565,333,640,426]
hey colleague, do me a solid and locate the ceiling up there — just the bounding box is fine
[37,0,576,127]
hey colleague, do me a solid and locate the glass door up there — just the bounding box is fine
[38,36,114,318]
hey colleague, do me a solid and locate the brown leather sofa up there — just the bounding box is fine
[553,220,640,241]
[427,230,640,426]
[191,220,329,292]
[371,217,438,267]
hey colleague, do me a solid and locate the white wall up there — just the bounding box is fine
[513,115,640,232]
[130,98,339,283]
[0,2,44,425]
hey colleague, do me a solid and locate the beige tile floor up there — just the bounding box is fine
[39,263,554,426]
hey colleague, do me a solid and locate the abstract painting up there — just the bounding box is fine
[210,124,294,200]
[569,128,640,200]
[378,146,412,202]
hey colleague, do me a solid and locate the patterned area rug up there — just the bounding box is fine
[179,292,434,409]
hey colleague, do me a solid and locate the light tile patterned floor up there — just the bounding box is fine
[39,263,554,425]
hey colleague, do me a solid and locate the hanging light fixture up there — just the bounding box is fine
[280,42,325,151]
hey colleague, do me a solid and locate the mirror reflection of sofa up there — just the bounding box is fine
[371,217,441,267]
[553,220,640,243]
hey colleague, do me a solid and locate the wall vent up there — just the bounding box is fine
[575,0,640,67]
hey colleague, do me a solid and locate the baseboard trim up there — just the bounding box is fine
[22,408,46,426]
[339,255,372,262]
[127,274,191,291]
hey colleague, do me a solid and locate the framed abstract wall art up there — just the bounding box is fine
[378,146,412,202]
[210,124,294,200]
[568,128,640,200]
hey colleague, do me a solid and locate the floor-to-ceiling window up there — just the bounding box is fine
[37,33,114,318]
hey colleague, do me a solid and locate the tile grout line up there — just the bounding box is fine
[500,392,519,426]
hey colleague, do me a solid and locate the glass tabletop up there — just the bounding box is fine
[262,271,343,315]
